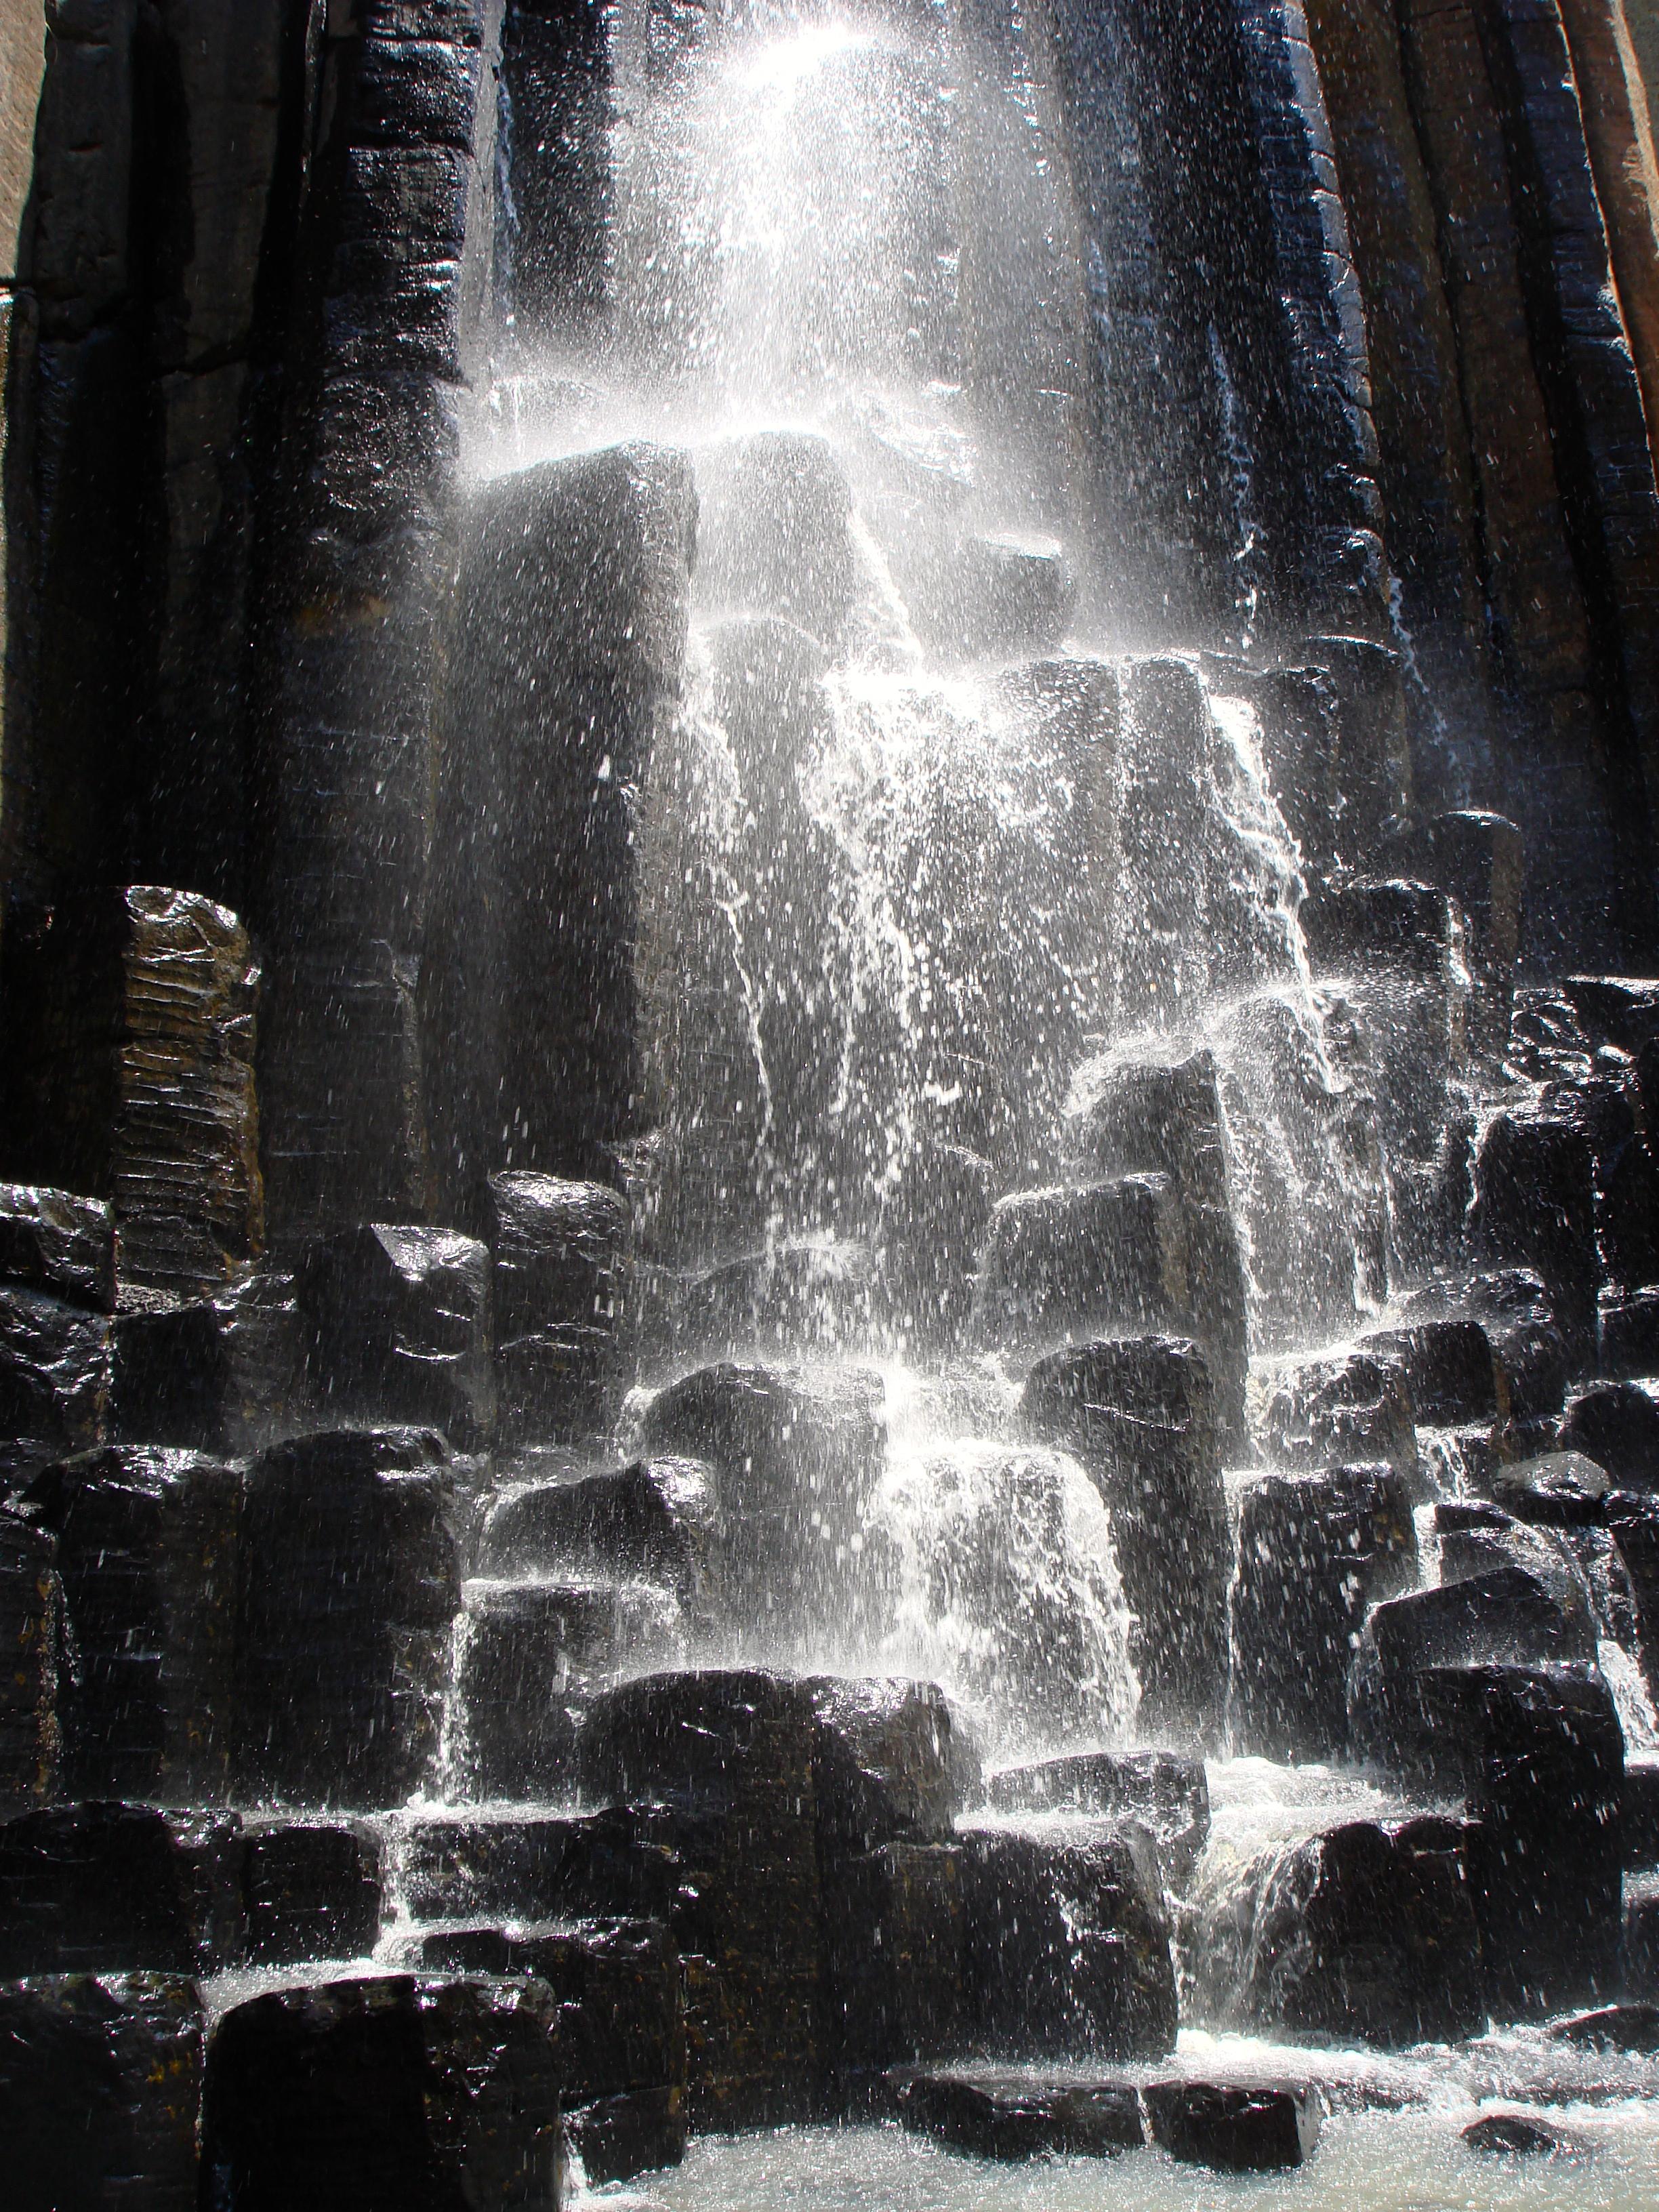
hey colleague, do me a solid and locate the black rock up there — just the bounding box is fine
[1559,1382,1659,1488]
[1462,2112,1570,2156]
[899,2071,1145,2158]
[987,1750,1211,1890]
[1143,2078,1322,2171]
[578,1670,821,2124]
[808,1675,978,1856]
[426,441,695,1223]
[413,1914,685,2173]
[1469,1113,1600,1362]
[567,2087,684,2186]
[0,1287,111,1485]
[637,1364,885,1656]
[1022,1336,1230,1732]
[201,1974,565,2212]
[1298,878,1467,1157]
[1601,1289,1659,1380]
[1350,1573,1599,1776]
[1490,1452,1612,1526]
[1628,1757,1659,1868]
[1550,2001,1659,2052]
[0,1512,60,1813]
[0,1185,115,1312]
[455,1579,684,1802]
[1420,1268,1571,1421]
[1063,1049,1250,1437]
[242,1821,384,1965]
[1230,1464,1417,1761]
[1624,1873,1659,1995]
[1608,1494,1659,1701]
[1382,812,1522,1059]
[1258,1350,1418,1485]
[1434,1511,1599,1654]
[877,1141,995,1349]
[476,1458,717,1607]
[1421,1665,1624,2018]
[1359,1318,1501,1426]
[822,1842,967,2072]
[696,430,862,642]
[35,1446,240,1802]
[0,1803,242,1977]
[487,1173,628,1449]
[236,1429,460,1809]
[960,1825,1176,2059]
[107,1267,307,1454]
[0,1972,203,2212]
[1188,1817,1485,2046]
[979,1178,1246,1439]
[0,887,263,1303]
[300,1224,493,1448]
[398,1807,681,1927]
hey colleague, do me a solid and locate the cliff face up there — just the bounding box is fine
[0,0,1654,1219]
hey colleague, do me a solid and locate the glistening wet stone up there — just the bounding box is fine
[899,2071,1145,2158]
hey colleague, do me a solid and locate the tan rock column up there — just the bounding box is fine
[1557,0,1659,468]
[0,2,46,923]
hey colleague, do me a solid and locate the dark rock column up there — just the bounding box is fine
[1022,1336,1232,1736]
[1473,0,1659,956]
[37,1444,241,1803]
[0,1509,60,1813]
[254,0,498,1247]
[0,1973,205,2212]
[201,1973,566,2211]
[0,885,263,1301]
[1299,0,1497,794]
[235,1427,461,1809]
[1394,0,1637,965]
[578,1670,822,2127]
[424,440,696,1226]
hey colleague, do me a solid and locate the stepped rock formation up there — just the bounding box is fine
[4,0,1659,2200]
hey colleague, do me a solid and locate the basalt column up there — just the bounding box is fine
[253,0,499,1246]
[424,440,695,1230]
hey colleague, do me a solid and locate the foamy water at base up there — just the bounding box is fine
[583,2105,1656,2212]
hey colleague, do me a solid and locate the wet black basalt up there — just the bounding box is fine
[201,1974,566,2212]
[1,1973,204,2212]
[33,1446,241,1803]
[1142,2077,1322,2171]
[0,1803,243,1979]
[899,2071,1146,2158]
[241,1820,385,1967]
[1231,1462,1417,1761]
[1022,1336,1231,1732]
[235,1429,459,1809]
[986,1749,1211,1889]
[300,1224,494,1448]
[5,0,1659,2188]
[960,1825,1177,2060]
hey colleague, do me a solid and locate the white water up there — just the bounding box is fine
[577,2098,1659,2210]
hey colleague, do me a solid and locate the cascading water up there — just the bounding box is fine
[10,0,1659,2198]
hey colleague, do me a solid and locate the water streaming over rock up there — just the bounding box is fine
[6,0,1659,2199]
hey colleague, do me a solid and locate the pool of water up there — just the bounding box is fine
[586,2104,1658,2212]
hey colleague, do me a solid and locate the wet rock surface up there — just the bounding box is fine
[34,1446,241,1802]
[1,1973,204,2212]
[235,1429,460,1809]
[201,1974,566,2212]
[1023,1336,1230,1732]
[1231,1463,1417,1759]
[6,0,1659,2190]
[899,2071,1145,2158]
[300,1225,493,1448]
[1143,2076,1322,2171]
